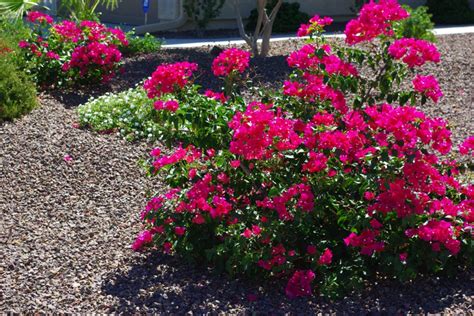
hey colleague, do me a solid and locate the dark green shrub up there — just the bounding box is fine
[394,6,436,42]
[0,19,37,121]
[246,0,310,34]
[426,0,474,24]
[0,56,38,122]
[121,30,162,56]
[184,0,225,37]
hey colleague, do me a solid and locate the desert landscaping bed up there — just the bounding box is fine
[0,33,472,313]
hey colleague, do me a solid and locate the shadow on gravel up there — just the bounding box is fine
[102,252,473,313]
[45,49,291,108]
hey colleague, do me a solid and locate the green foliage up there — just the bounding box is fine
[77,84,239,147]
[0,18,36,122]
[0,18,31,51]
[0,0,44,21]
[77,86,164,141]
[0,55,38,122]
[184,0,225,36]
[246,0,310,34]
[426,0,474,24]
[394,6,436,42]
[59,0,120,21]
[121,31,162,56]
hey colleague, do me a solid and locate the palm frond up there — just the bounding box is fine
[0,0,44,20]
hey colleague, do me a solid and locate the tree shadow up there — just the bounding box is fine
[101,253,312,313]
[45,48,292,108]
[102,252,473,313]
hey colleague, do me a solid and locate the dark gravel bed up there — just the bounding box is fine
[1,33,473,313]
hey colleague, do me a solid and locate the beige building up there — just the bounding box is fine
[42,0,474,33]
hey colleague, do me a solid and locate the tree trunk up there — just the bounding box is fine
[233,0,282,57]
[259,0,282,57]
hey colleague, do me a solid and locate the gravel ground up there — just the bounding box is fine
[1,33,473,313]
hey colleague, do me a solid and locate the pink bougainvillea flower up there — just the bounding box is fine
[46,51,60,60]
[18,40,29,49]
[211,48,251,77]
[204,89,228,103]
[399,252,408,262]
[230,160,241,168]
[459,136,474,156]
[344,0,409,45]
[188,168,197,179]
[174,226,186,236]
[131,230,154,251]
[389,38,440,68]
[318,248,333,265]
[150,147,161,157]
[144,62,198,98]
[163,241,172,253]
[52,20,83,43]
[285,270,315,298]
[307,245,317,255]
[412,75,443,102]
[164,100,179,112]
[364,191,376,201]
[251,225,262,236]
[241,228,252,238]
[370,219,383,229]
[27,11,54,24]
[296,15,333,37]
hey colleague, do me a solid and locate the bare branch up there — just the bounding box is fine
[253,0,266,39]
[232,0,251,45]
[268,0,282,22]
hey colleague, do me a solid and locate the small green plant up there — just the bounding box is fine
[0,55,38,122]
[394,5,436,42]
[77,86,162,141]
[120,31,162,56]
[246,0,310,34]
[184,0,225,37]
[426,0,474,24]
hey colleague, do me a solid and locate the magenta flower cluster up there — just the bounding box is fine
[211,48,251,77]
[345,0,409,45]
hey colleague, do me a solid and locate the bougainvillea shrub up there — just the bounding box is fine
[132,0,473,298]
[18,11,128,86]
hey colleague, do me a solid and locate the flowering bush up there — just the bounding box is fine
[18,11,128,86]
[132,0,473,298]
